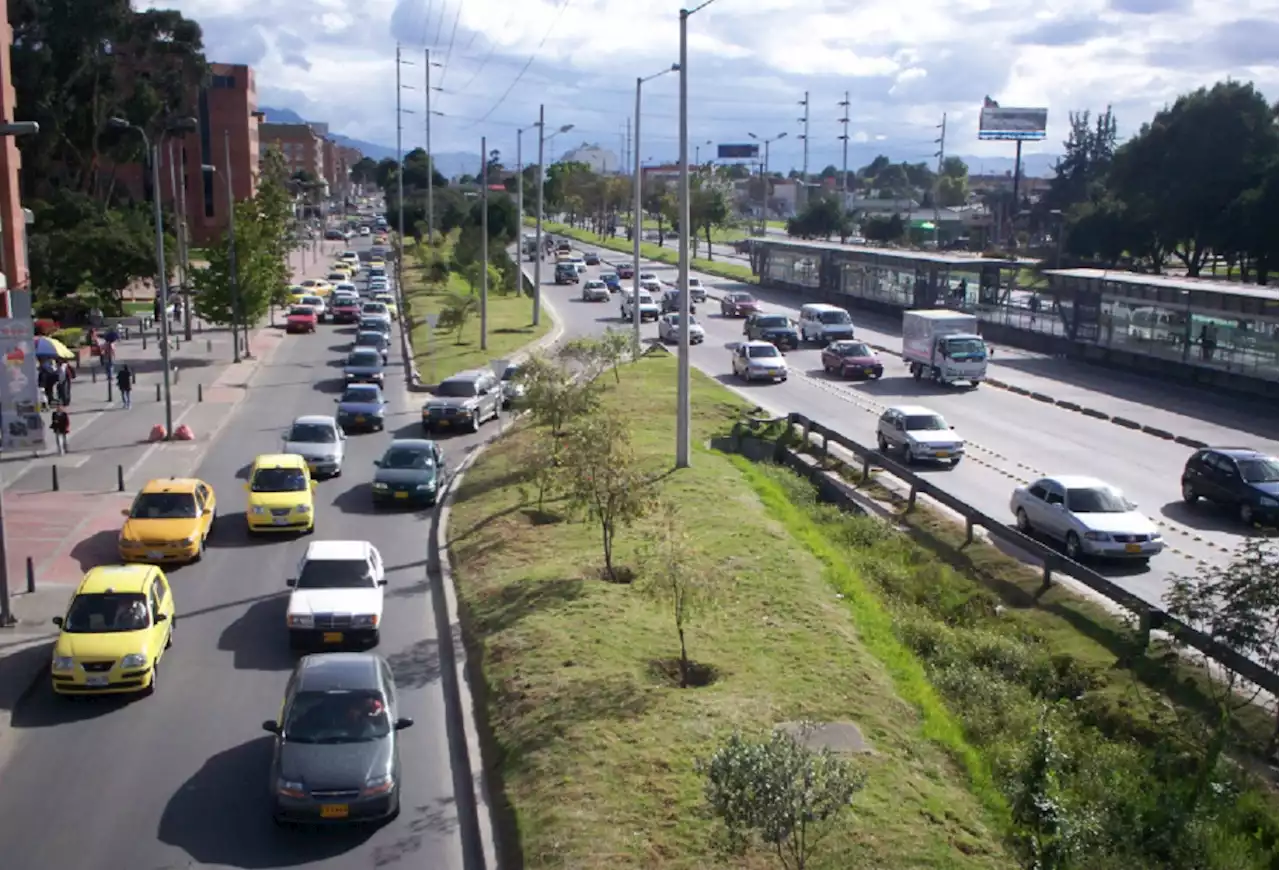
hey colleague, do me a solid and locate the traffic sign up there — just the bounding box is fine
[490,358,511,378]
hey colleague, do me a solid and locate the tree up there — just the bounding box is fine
[486,148,503,184]
[436,291,480,343]
[698,728,865,870]
[637,501,720,687]
[691,172,732,259]
[560,411,654,582]
[517,429,566,516]
[517,351,600,436]
[350,156,379,185]
[936,156,970,207]
[1009,709,1092,870]
[861,214,905,244]
[1040,108,1117,224]
[786,196,849,240]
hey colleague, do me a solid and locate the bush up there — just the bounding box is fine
[51,327,85,348]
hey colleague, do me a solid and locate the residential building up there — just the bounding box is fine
[260,122,325,186]
[0,0,26,315]
[562,144,620,174]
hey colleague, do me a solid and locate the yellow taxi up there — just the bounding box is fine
[117,477,217,564]
[372,292,399,317]
[50,564,175,696]
[368,259,386,272]
[331,262,355,277]
[300,278,333,297]
[245,453,317,534]
[288,286,309,306]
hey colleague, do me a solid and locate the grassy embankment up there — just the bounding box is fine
[637,217,750,244]
[449,352,1013,869]
[401,236,550,383]
[448,351,1278,869]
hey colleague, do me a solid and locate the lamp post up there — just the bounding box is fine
[108,116,197,439]
[532,111,573,326]
[424,49,442,243]
[747,131,786,235]
[694,139,712,167]
[516,120,538,253]
[633,65,678,357]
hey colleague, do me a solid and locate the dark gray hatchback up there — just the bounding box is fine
[263,653,414,826]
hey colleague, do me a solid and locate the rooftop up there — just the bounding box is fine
[1045,268,1280,302]
[304,540,373,561]
[80,564,155,594]
[756,236,1039,267]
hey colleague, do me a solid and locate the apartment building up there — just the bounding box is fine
[0,0,27,315]
[260,122,325,184]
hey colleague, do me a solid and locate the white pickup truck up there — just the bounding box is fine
[621,290,660,322]
[901,310,988,386]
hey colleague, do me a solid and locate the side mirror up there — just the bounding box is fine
[373,459,382,467]
[121,508,131,517]
[262,720,280,735]
[394,717,415,731]
[154,613,168,623]
[378,578,388,586]
[334,397,340,403]
[309,480,317,491]
[243,483,250,492]
[52,616,63,627]
[285,578,296,587]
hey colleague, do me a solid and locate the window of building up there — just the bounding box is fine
[212,74,236,89]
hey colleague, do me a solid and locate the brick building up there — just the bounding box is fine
[0,0,28,315]
[260,122,325,183]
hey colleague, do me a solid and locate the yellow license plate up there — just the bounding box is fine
[1125,543,1141,553]
[865,369,876,376]
[394,491,408,499]
[438,419,450,427]
[320,804,349,819]
[323,631,344,643]
[934,451,949,458]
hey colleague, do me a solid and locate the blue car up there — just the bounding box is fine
[343,348,385,386]
[335,384,387,433]
[599,272,621,292]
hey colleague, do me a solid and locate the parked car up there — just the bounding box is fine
[1180,447,1279,526]
[720,291,760,317]
[1011,475,1164,563]
[657,313,705,344]
[743,313,798,350]
[820,340,884,379]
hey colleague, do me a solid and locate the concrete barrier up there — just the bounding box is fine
[1111,417,1141,430]
[1141,425,1175,440]
[1029,392,1055,403]
[1174,435,1209,449]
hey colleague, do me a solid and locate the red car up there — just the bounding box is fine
[820,340,883,379]
[720,291,761,317]
[331,300,361,324]
[616,263,635,279]
[286,306,318,334]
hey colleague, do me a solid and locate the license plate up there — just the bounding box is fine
[934,451,949,458]
[355,416,365,423]
[394,491,408,499]
[1125,543,1142,553]
[323,631,344,643]
[273,517,290,526]
[86,676,109,687]
[320,804,349,819]
[865,369,876,376]
[438,419,450,427]
[146,551,165,560]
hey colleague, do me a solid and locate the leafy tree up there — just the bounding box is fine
[350,156,379,185]
[786,196,850,240]
[436,291,479,344]
[698,728,865,869]
[517,351,600,436]
[637,500,720,687]
[862,214,905,244]
[596,328,632,384]
[1040,108,1117,221]
[191,199,281,333]
[486,148,503,183]
[517,429,566,516]
[691,173,732,259]
[560,410,654,582]
[1009,710,1093,870]
[643,180,674,246]
[936,156,970,207]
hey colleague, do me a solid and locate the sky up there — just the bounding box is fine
[144,0,1279,174]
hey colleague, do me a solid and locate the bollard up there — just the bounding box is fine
[117,464,125,492]
[174,335,181,350]
[155,382,161,401]
[26,556,34,594]
[91,368,97,384]
[51,464,59,492]
[174,365,181,385]
[206,339,212,353]
[197,383,203,402]
[142,331,148,350]
[107,379,113,402]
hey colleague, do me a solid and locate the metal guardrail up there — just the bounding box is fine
[784,411,1279,694]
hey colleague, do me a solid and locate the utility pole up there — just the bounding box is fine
[533,104,545,326]
[516,125,525,247]
[167,142,191,341]
[480,135,489,351]
[395,46,414,288]
[798,91,810,210]
[837,92,851,197]
[624,115,632,188]
[223,130,241,364]
[425,49,440,243]
[676,9,691,469]
[934,113,947,250]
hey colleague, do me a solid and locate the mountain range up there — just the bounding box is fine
[259,106,1059,181]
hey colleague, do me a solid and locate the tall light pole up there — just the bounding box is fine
[837,92,851,199]
[532,110,573,327]
[747,131,786,236]
[633,65,678,357]
[108,116,196,438]
[694,139,712,166]
[797,91,810,210]
[394,46,415,286]
[676,0,720,469]
[480,135,489,351]
[933,113,947,250]
[424,49,442,243]
[516,120,538,250]
[222,131,241,363]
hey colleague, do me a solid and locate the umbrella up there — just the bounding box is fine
[34,335,75,360]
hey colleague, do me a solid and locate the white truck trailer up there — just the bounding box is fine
[901,310,989,386]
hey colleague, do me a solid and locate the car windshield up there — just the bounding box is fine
[341,387,380,404]
[288,423,336,444]
[348,351,381,366]
[666,314,698,326]
[836,342,872,357]
[297,557,376,589]
[382,447,434,470]
[360,320,389,333]
[756,316,790,329]
[436,380,479,398]
[130,492,198,519]
[1065,487,1129,513]
[252,467,308,492]
[819,310,852,324]
[600,273,617,282]
[586,281,604,289]
[502,365,520,381]
[362,304,386,314]
[730,293,754,303]
[289,307,313,317]
[1238,458,1279,483]
[748,345,780,359]
[946,338,986,356]
[356,333,384,346]
[301,297,322,307]
[283,689,391,744]
[62,592,150,633]
[904,414,948,431]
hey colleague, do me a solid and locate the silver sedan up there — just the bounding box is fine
[1010,474,1164,563]
[657,313,705,344]
[581,280,611,302]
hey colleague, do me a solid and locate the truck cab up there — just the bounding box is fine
[901,310,988,386]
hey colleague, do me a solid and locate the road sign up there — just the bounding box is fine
[424,313,439,329]
[490,358,511,378]
[717,143,760,159]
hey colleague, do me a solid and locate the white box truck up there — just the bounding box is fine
[901,310,989,386]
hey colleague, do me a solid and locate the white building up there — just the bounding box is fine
[561,144,620,174]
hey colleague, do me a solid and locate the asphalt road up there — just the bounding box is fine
[0,246,501,870]
[544,239,1276,610]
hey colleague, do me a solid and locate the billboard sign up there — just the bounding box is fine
[717,143,760,160]
[978,106,1048,141]
[0,317,46,452]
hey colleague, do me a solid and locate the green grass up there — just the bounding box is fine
[448,353,1014,869]
[123,301,153,315]
[637,218,753,244]
[402,244,550,384]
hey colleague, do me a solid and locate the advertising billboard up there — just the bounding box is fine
[978,106,1048,141]
[0,317,47,452]
[717,143,760,160]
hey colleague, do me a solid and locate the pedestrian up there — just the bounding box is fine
[116,364,134,409]
[39,364,56,409]
[50,406,70,454]
[56,360,74,406]
[100,339,115,379]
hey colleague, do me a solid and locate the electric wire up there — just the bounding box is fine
[418,0,435,45]
[449,4,519,96]
[436,0,466,89]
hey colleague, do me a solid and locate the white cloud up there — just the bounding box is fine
[145,0,1278,172]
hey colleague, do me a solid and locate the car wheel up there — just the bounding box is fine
[1180,480,1198,503]
[303,522,315,536]
[950,457,962,467]
[144,661,158,696]
[165,623,174,650]
[192,536,204,563]
[1239,502,1255,525]
[470,411,481,432]
[1065,532,1083,561]
[1015,507,1031,534]
[876,433,888,452]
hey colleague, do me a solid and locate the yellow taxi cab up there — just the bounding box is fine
[331,262,355,277]
[300,278,333,297]
[245,453,317,534]
[50,564,175,696]
[117,477,217,564]
[288,286,309,306]
[368,259,386,272]
[555,251,571,263]
[372,293,399,317]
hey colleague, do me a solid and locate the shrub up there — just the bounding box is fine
[51,327,85,348]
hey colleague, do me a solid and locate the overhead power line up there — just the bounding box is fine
[418,0,435,46]
[458,0,574,130]
[449,5,518,97]
[437,0,465,88]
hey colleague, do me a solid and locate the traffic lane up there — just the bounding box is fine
[0,322,467,870]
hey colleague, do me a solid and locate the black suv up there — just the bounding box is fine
[1181,447,1278,527]
[743,313,800,350]
[554,262,579,284]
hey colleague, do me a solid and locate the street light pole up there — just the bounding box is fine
[748,131,787,235]
[533,104,546,327]
[480,135,489,351]
[633,65,678,358]
[147,142,175,438]
[223,130,241,364]
[425,49,441,242]
[676,7,692,468]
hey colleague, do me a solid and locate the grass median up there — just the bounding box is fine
[447,352,1012,869]
[402,242,549,384]
[529,218,759,285]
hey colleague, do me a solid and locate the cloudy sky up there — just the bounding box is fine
[146,0,1278,172]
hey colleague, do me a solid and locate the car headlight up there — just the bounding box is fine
[1261,497,1277,508]
[288,614,314,628]
[372,481,389,490]
[52,656,75,671]
[277,778,307,798]
[1083,531,1111,541]
[362,774,394,796]
[352,614,379,627]
[120,653,149,669]
[295,504,311,513]
[251,505,268,515]
[182,534,198,545]
[416,483,435,491]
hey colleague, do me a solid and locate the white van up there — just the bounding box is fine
[797,303,855,344]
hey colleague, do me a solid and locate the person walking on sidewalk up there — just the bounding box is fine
[56,360,74,406]
[39,363,56,409]
[116,365,134,409]
[50,406,70,454]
